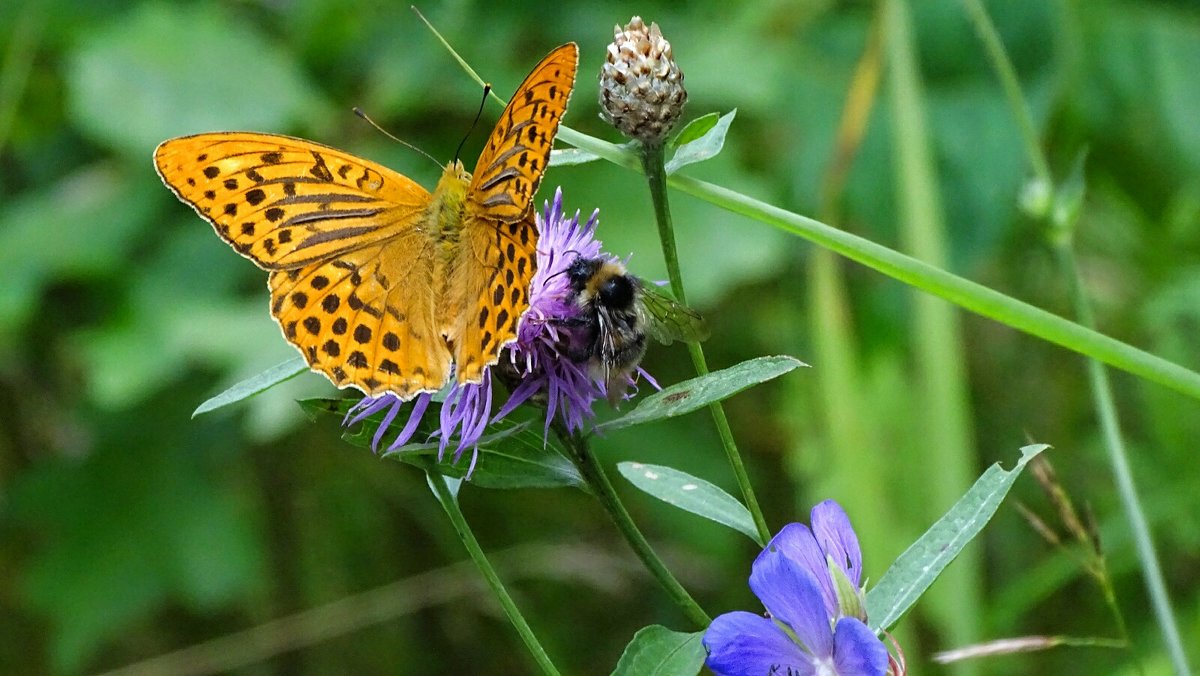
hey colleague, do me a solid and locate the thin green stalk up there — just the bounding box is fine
[427,472,560,676]
[961,2,1192,671]
[639,142,772,545]
[554,125,1200,403]
[960,0,1052,186]
[555,424,711,628]
[1056,249,1190,676]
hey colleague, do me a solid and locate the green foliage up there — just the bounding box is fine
[866,445,1047,632]
[3,0,1199,674]
[617,462,762,545]
[597,355,805,433]
[664,109,735,175]
[611,625,706,676]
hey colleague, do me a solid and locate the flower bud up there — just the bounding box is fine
[598,17,687,146]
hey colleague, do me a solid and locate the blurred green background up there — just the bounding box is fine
[2,0,1198,673]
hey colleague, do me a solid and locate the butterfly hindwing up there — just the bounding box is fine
[268,236,452,399]
[154,132,431,270]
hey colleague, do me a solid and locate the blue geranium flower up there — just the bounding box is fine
[704,500,892,676]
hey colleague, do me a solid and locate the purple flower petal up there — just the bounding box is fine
[831,617,889,676]
[812,500,863,588]
[388,393,431,451]
[704,611,813,676]
[763,522,839,619]
[749,548,833,660]
[371,398,403,451]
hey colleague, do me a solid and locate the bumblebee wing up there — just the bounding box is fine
[636,280,710,345]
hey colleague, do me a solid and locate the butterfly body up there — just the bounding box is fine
[155,44,578,400]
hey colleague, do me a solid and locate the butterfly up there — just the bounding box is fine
[155,43,578,400]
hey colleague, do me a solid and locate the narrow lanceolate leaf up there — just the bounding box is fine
[612,625,706,676]
[618,462,763,545]
[192,356,307,417]
[597,355,806,433]
[866,444,1049,632]
[664,109,736,175]
[669,112,719,149]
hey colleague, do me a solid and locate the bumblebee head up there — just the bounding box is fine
[598,268,636,311]
[564,256,633,310]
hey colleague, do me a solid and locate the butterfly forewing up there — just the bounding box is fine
[447,43,577,383]
[467,43,578,223]
[154,132,431,270]
[445,212,540,383]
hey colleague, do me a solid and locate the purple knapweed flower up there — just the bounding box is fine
[343,188,647,475]
[704,500,892,676]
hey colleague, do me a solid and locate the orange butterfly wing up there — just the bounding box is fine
[155,43,578,399]
[468,43,579,222]
[155,133,451,398]
[448,43,578,383]
[154,133,430,268]
[268,239,451,398]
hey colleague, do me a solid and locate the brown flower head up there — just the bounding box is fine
[599,17,687,146]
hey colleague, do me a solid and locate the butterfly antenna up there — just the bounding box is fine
[454,84,492,165]
[353,107,442,170]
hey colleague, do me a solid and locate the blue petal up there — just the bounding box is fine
[762,522,838,618]
[812,500,863,588]
[749,548,834,659]
[704,611,813,676]
[831,617,889,676]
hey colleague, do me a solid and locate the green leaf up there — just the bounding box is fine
[427,471,463,501]
[597,356,806,433]
[193,357,307,417]
[665,109,736,175]
[389,420,583,490]
[304,399,584,490]
[617,462,762,545]
[866,444,1048,632]
[611,625,706,676]
[669,113,720,149]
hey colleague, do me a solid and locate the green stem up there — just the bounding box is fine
[426,472,561,676]
[1056,248,1191,676]
[639,142,773,545]
[555,424,711,628]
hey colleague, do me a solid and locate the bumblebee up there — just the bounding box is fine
[562,256,709,403]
